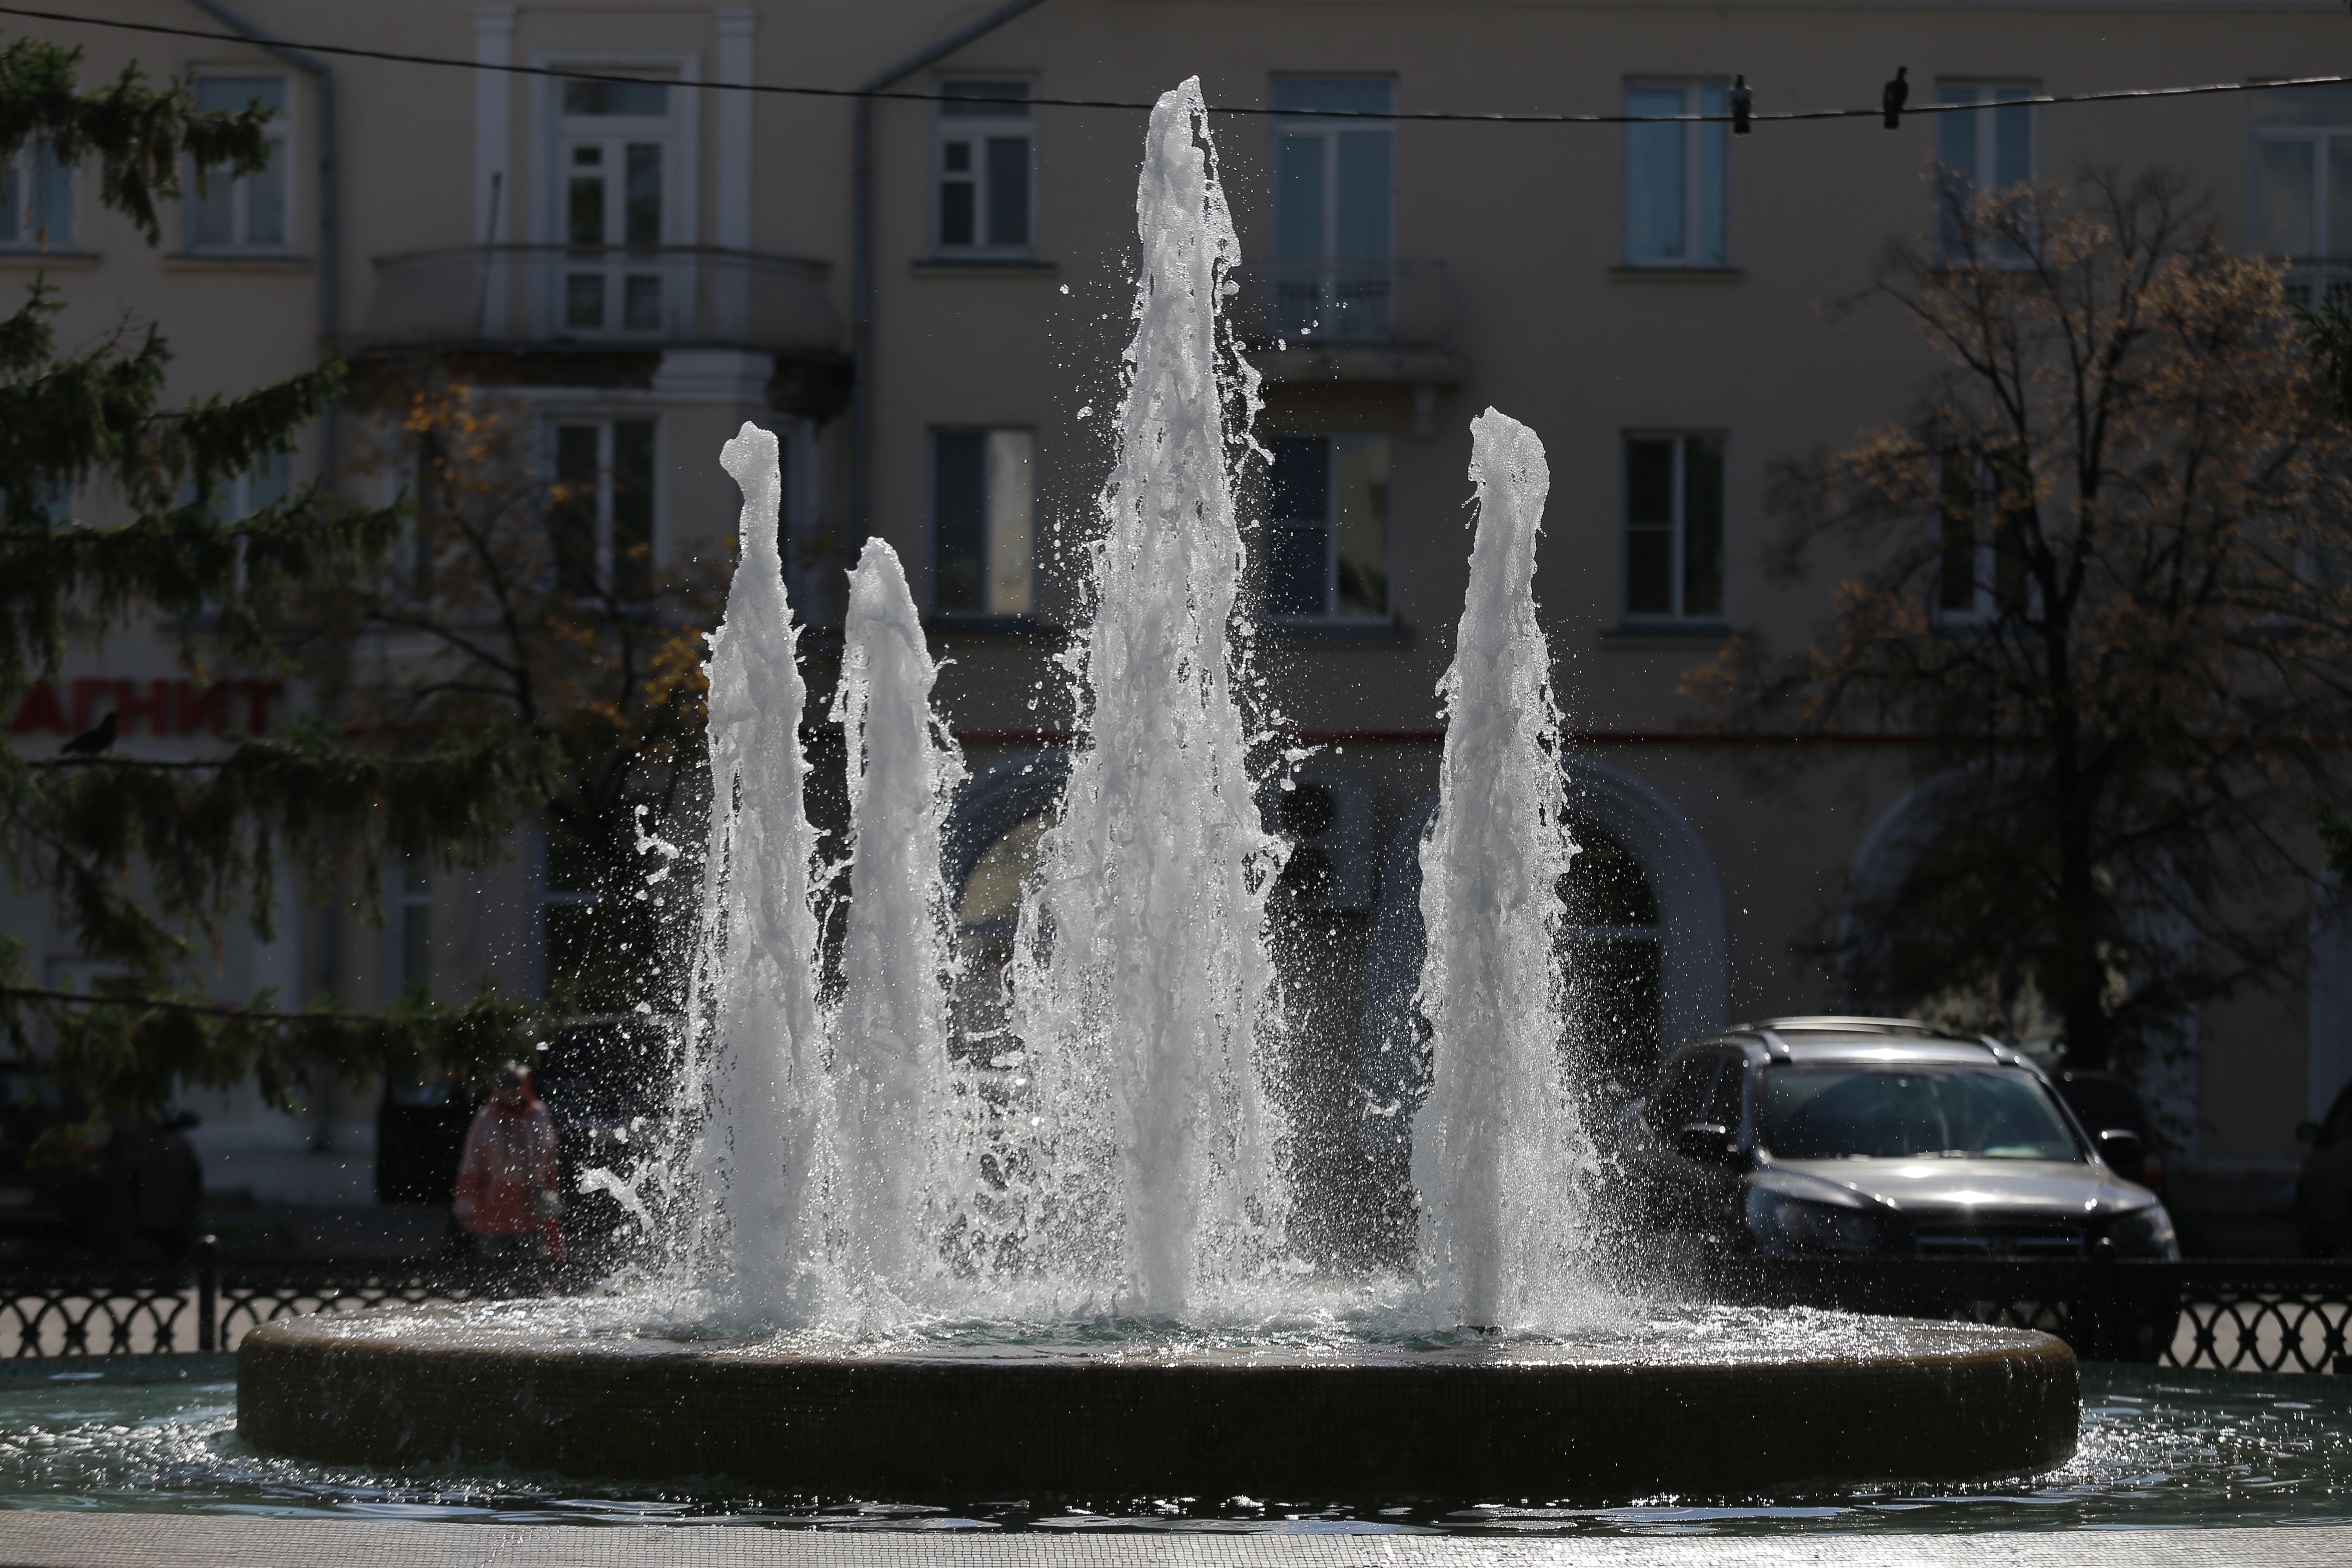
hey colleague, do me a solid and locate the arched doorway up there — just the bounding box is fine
[1556,813,1664,1093]
[942,753,1069,1062]
[1360,757,1730,1138]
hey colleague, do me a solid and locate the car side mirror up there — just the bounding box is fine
[2298,1119,2324,1147]
[171,1110,200,1131]
[1672,1123,1739,1167]
[2097,1128,2145,1176]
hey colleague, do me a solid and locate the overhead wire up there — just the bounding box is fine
[5,2,2351,126]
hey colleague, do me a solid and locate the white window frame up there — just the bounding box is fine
[1622,80,1728,270]
[1620,431,1727,625]
[388,858,432,999]
[1935,79,2039,262]
[928,427,1034,617]
[212,451,293,519]
[932,81,1037,258]
[2253,122,2352,257]
[544,413,662,602]
[1266,79,1396,343]
[0,138,72,251]
[2250,101,2352,306]
[528,53,700,340]
[186,71,293,254]
[533,822,598,1002]
[1932,450,2037,626]
[1263,431,1393,624]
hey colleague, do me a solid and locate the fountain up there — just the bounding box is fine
[237,78,2076,1501]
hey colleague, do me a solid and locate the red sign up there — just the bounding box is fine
[8,679,284,738]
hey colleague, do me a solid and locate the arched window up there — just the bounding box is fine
[1557,814,1664,1091]
[952,811,1050,1060]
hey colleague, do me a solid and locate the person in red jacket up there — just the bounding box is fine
[453,1063,563,1262]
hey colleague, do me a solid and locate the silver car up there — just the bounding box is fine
[1625,1016,2179,1260]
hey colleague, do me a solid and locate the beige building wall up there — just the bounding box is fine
[7,0,2343,1204]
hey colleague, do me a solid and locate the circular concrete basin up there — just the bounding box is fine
[238,1310,2078,1499]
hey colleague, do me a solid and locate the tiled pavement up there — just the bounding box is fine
[1,1516,2349,1568]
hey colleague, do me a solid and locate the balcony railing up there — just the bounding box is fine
[2285,260,2352,310]
[363,244,840,354]
[1228,260,1457,349]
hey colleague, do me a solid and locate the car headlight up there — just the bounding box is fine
[1745,1185,1890,1256]
[2107,1202,2180,1260]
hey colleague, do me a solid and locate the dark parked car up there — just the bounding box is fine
[2052,1070,2167,1194]
[0,1062,203,1254]
[2297,1079,2352,1256]
[1623,1016,2177,1260]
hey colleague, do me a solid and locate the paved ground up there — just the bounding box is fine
[2,1516,2350,1568]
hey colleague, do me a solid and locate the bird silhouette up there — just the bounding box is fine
[1730,74,1753,135]
[1883,66,1910,130]
[60,710,117,756]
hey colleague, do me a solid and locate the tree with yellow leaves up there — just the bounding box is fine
[1691,168,2352,1082]
[307,379,723,1014]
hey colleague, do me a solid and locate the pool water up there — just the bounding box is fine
[0,1358,2343,1536]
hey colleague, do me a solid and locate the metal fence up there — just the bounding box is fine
[1715,1259,2352,1373]
[0,1243,520,1357]
[5,1253,2351,1370]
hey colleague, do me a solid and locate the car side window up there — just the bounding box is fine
[1700,1054,1747,1132]
[1651,1052,1721,1133]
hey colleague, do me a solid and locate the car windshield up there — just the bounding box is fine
[1759,1066,2082,1162]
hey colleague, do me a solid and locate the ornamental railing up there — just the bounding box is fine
[362,244,840,355]
[1708,1258,2352,1372]
[4,1252,2350,1369]
[1225,260,1458,349]
[0,1241,539,1357]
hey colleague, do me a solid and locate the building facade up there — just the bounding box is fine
[9,0,2349,1209]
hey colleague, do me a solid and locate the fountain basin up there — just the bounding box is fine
[238,1310,2078,1498]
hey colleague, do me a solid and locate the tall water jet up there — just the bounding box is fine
[829,538,968,1297]
[680,423,831,1322]
[1010,77,1283,1316]
[1411,408,1591,1329]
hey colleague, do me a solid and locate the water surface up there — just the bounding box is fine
[0,1358,2341,1535]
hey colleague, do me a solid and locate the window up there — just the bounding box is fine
[538,817,599,1002]
[555,76,679,333]
[1269,79,1393,341]
[0,138,70,249]
[932,429,1033,615]
[393,860,432,999]
[1622,433,1724,622]
[1,479,72,530]
[1265,433,1390,621]
[935,82,1033,254]
[189,76,288,251]
[208,451,292,519]
[1936,450,2031,622]
[549,419,656,600]
[1623,81,1727,268]
[2251,86,2352,301]
[1936,81,2036,256]
[1558,815,1664,1092]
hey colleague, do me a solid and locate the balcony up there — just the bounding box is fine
[2284,260,2352,310]
[361,244,840,355]
[1230,260,1464,388]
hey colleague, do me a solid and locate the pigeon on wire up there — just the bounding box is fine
[1730,74,1753,135]
[1883,67,1909,129]
[60,710,117,756]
